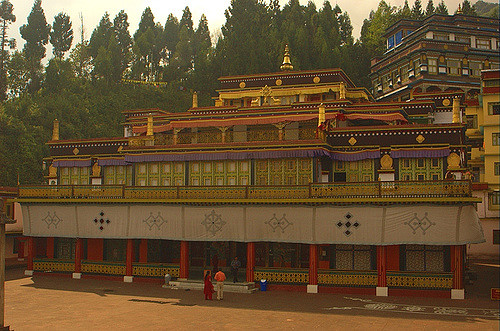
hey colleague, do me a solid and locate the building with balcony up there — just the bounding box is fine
[16,48,484,299]
[464,69,499,258]
[370,13,499,116]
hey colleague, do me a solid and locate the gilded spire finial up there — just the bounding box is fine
[457,4,462,14]
[147,113,154,136]
[52,119,59,141]
[192,91,198,108]
[280,45,294,71]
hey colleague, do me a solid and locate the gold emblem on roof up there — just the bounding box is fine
[275,79,282,86]
[73,147,79,155]
[348,137,357,146]
[239,82,246,88]
[313,76,320,84]
[416,135,425,143]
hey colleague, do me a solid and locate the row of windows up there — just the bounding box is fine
[433,33,497,50]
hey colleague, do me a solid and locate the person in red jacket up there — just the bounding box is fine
[203,270,214,300]
[214,268,226,300]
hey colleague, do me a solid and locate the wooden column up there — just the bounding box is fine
[139,239,148,263]
[309,244,318,285]
[46,237,55,259]
[452,245,463,289]
[246,242,255,283]
[179,241,189,279]
[18,238,25,261]
[377,246,387,287]
[74,238,83,274]
[126,239,134,276]
[27,237,34,271]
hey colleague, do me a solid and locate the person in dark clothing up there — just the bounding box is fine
[230,256,241,283]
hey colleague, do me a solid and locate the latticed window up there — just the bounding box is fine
[402,245,446,272]
[469,61,482,77]
[488,103,500,115]
[254,158,312,185]
[332,245,375,271]
[104,165,132,185]
[466,115,478,130]
[399,158,443,180]
[455,35,470,45]
[494,162,500,176]
[434,33,449,41]
[490,192,500,206]
[135,162,184,186]
[333,159,374,182]
[59,167,89,185]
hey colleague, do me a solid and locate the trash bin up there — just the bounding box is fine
[260,279,267,291]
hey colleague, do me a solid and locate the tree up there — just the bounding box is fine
[0,0,16,100]
[425,0,435,16]
[399,0,412,18]
[113,10,132,75]
[164,14,179,64]
[412,0,425,19]
[459,0,477,16]
[88,13,112,59]
[50,12,73,59]
[435,0,449,14]
[19,0,51,93]
[69,41,91,78]
[5,51,28,97]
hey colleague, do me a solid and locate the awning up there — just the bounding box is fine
[53,159,92,167]
[97,158,130,166]
[390,147,450,158]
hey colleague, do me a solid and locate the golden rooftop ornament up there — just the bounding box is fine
[280,45,294,71]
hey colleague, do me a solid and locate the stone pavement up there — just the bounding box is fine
[3,260,499,330]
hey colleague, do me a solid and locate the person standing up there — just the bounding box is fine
[230,256,241,283]
[203,270,214,300]
[214,268,226,300]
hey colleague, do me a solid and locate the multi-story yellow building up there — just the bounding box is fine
[465,69,499,258]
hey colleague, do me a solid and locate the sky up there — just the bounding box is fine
[9,0,467,56]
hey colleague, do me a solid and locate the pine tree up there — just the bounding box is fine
[425,0,435,16]
[435,0,449,14]
[399,0,412,18]
[19,0,51,93]
[50,13,73,59]
[412,0,425,19]
[164,14,179,64]
[113,10,132,75]
[459,0,477,16]
[88,13,112,59]
[0,0,16,100]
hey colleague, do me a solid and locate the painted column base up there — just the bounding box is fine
[376,287,388,296]
[307,284,318,293]
[24,270,33,276]
[451,289,465,300]
[72,273,82,279]
[124,276,134,283]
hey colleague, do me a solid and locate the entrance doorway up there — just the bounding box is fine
[189,241,246,279]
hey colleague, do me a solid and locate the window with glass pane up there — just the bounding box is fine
[494,162,500,176]
[466,115,478,129]
[428,58,437,74]
[447,59,460,75]
[476,39,490,49]
[469,61,481,77]
[488,103,500,115]
[493,133,500,146]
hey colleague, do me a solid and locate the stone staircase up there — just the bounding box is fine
[167,279,258,294]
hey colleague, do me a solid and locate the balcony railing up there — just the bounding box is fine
[19,180,472,200]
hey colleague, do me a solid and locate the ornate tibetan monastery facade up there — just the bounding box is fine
[17,49,484,298]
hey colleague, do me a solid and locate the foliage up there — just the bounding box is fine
[19,0,50,93]
[50,12,73,58]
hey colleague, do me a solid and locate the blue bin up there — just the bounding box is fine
[260,279,267,291]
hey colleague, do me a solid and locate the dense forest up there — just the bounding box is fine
[0,0,497,186]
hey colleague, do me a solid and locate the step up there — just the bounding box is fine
[168,279,257,293]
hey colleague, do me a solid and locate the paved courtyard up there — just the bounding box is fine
[4,261,499,330]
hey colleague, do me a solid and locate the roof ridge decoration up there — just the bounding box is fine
[280,45,294,71]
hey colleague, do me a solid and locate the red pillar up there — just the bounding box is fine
[46,237,55,259]
[377,246,387,287]
[139,239,148,263]
[18,238,25,261]
[309,244,318,285]
[74,238,82,274]
[126,239,134,276]
[179,241,189,279]
[27,237,35,270]
[246,242,255,282]
[452,245,464,289]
